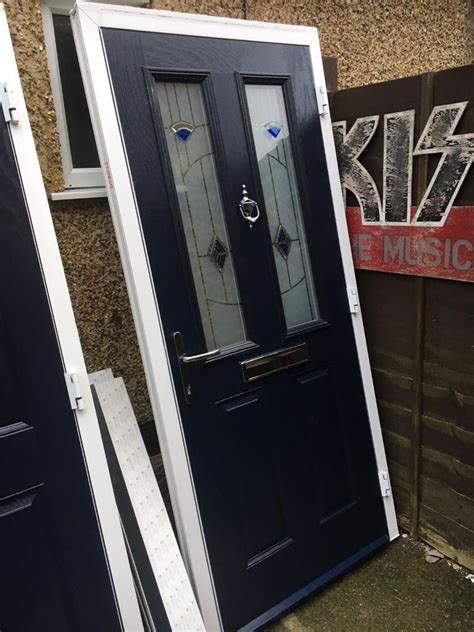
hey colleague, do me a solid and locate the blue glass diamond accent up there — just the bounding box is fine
[171,121,195,142]
[274,224,292,260]
[208,235,227,271]
[264,121,282,138]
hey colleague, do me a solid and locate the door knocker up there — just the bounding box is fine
[239,185,260,229]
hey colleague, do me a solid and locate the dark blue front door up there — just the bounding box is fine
[103,29,389,630]
[0,102,123,630]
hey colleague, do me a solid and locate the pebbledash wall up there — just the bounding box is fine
[4,0,472,421]
[3,1,473,558]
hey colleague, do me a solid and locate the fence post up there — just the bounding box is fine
[409,73,433,538]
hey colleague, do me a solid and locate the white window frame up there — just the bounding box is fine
[72,4,399,630]
[41,0,104,190]
[41,0,146,195]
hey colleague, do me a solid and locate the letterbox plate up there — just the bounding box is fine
[241,343,309,383]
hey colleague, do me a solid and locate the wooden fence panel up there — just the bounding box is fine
[335,65,474,568]
[420,277,474,567]
[357,269,415,530]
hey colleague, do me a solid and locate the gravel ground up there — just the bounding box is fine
[267,534,473,632]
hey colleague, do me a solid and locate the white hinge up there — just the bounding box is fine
[347,286,359,314]
[1,82,19,125]
[64,373,85,411]
[316,84,329,116]
[379,471,391,497]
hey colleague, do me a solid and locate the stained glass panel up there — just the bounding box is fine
[245,84,319,329]
[154,81,247,350]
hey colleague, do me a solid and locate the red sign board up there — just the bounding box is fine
[347,206,474,282]
[333,81,473,282]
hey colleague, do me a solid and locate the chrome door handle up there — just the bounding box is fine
[181,348,220,363]
[173,331,220,404]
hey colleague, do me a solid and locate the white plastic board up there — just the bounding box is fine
[91,372,205,632]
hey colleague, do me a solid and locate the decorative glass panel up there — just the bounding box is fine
[154,81,246,350]
[245,84,319,329]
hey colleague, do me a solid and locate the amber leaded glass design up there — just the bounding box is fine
[154,81,246,350]
[245,84,319,329]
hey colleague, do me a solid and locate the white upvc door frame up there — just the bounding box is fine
[0,6,143,630]
[71,3,398,629]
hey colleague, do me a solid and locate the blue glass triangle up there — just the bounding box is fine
[176,128,192,141]
[171,121,195,142]
[264,121,282,138]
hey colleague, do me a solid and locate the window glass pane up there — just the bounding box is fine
[154,81,247,350]
[245,84,319,329]
[52,14,100,169]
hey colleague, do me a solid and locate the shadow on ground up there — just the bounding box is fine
[267,534,473,632]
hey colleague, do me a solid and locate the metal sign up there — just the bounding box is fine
[334,100,473,281]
